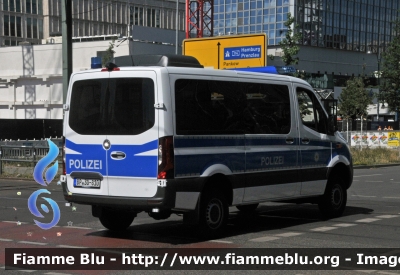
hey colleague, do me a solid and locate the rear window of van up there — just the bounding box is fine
[69,78,155,135]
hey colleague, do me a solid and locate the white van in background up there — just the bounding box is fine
[59,55,353,234]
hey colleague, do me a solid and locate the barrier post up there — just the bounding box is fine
[0,146,2,175]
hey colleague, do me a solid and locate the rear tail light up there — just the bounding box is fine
[62,136,66,175]
[157,136,174,179]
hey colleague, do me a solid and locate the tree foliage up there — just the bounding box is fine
[338,77,373,120]
[279,12,302,66]
[380,17,400,112]
[102,39,116,67]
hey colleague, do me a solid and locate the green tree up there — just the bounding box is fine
[279,12,302,66]
[338,77,373,136]
[102,39,116,67]
[380,17,400,112]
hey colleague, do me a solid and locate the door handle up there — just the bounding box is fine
[301,137,310,144]
[110,151,126,160]
[285,137,294,144]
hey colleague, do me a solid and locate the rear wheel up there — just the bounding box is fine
[99,209,136,231]
[200,190,228,235]
[236,203,259,212]
[318,175,347,219]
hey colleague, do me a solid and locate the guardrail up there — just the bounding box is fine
[0,138,63,175]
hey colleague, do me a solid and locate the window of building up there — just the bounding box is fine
[10,16,15,36]
[4,15,10,36]
[16,17,22,37]
[32,18,37,38]
[27,18,31,38]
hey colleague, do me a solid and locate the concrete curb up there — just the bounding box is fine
[353,163,400,169]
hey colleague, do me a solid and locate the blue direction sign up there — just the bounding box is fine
[224,46,262,60]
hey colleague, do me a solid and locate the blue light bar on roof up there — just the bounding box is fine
[231,66,296,75]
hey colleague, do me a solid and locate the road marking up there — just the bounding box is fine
[62,226,92,230]
[355,218,381,223]
[209,240,233,244]
[17,270,35,273]
[375,215,399,219]
[0,238,13,242]
[249,236,280,242]
[18,241,47,246]
[333,223,356,227]
[365,181,383,182]
[383,197,400,199]
[377,272,400,275]
[57,245,88,248]
[310,226,338,232]
[274,232,303,237]
[45,272,73,275]
[351,195,376,198]
[354,174,382,177]
[2,220,27,224]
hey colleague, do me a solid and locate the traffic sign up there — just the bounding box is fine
[183,34,267,69]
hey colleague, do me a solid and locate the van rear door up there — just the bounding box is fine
[66,70,159,198]
[105,72,159,198]
[66,72,110,196]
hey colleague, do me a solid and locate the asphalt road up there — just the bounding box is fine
[1,165,400,275]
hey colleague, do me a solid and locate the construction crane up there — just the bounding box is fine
[186,0,213,38]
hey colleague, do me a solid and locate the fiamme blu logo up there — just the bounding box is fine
[28,139,60,230]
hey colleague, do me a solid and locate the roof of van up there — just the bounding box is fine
[81,54,311,88]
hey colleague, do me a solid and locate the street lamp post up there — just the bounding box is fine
[368,46,381,123]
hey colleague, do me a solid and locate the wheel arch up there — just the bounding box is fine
[201,173,233,206]
[327,162,353,190]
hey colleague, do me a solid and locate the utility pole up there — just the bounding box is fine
[62,0,72,104]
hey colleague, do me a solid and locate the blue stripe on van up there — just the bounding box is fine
[65,139,158,178]
[174,136,245,148]
[107,140,158,177]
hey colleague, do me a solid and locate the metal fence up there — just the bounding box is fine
[340,131,400,148]
[0,138,63,175]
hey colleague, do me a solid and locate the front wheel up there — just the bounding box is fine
[99,209,136,231]
[200,190,228,235]
[318,176,347,219]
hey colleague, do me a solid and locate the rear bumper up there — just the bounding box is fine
[62,177,205,212]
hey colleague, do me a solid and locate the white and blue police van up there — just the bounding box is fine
[60,54,353,234]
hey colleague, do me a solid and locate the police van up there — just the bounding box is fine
[60,55,353,234]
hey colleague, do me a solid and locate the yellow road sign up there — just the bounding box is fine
[183,34,267,69]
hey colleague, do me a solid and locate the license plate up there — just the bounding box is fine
[75,179,101,188]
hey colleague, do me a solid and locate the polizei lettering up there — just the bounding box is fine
[261,156,284,166]
[69,159,103,170]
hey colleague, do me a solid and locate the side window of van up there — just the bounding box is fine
[175,79,245,135]
[244,83,291,134]
[175,79,290,135]
[297,88,328,134]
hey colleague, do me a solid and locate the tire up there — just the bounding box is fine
[200,190,228,235]
[99,209,135,231]
[236,203,259,212]
[318,176,347,219]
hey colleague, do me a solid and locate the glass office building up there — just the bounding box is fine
[214,0,399,54]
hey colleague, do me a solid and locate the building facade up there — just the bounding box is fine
[213,0,399,53]
[1,0,185,46]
